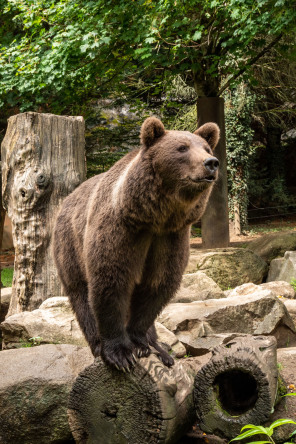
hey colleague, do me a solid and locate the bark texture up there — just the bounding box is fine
[197,97,229,248]
[1,112,85,315]
[194,335,278,439]
[0,163,5,252]
[68,354,210,444]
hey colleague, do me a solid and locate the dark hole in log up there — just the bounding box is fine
[214,370,258,416]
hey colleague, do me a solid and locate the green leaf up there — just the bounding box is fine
[245,442,271,444]
[269,419,296,430]
[241,425,268,433]
[192,30,202,41]
[230,429,268,442]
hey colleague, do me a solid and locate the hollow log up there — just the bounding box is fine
[68,353,210,444]
[1,112,85,315]
[194,335,278,440]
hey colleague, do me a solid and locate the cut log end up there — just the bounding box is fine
[194,335,278,439]
[68,354,205,444]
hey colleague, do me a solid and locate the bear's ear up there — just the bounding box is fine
[194,123,220,150]
[140,117,165,148]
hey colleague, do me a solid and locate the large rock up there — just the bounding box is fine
[283,299,296,326]
[267,251,296,283]
[249,231,296,264]
[155,321,186,358]
[1,297,186,357]
[225,281,295,300]
[1,296,87,348]
[172,272,225,303]
[158,294,296,354]
[186,248,268,289]
[0,344,93,444]
[261,281,296,298]
[264,347,296,443]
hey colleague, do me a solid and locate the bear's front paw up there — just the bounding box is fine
[101,337,137,372]
[127,331,151,358]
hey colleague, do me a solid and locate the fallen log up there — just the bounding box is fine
[1,112,85,315]
[68,353,210,444]
[68,335,278,444]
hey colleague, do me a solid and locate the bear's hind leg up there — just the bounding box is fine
[146,324,174,367]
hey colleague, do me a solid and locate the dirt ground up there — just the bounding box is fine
[190,215,296,249]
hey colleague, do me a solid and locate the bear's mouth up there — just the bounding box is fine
[189,175,216,183]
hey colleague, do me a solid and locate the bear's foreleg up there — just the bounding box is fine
[127,227,190,367]
[86,230,151,371]
[66,281,101,356]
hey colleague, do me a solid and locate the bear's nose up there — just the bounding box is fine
[203,157,219,173]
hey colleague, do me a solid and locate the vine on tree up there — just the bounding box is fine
[224,85,256,229]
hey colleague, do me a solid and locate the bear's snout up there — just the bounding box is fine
[203,157,219,174]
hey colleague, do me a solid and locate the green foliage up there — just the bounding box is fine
[225,84,256,229]
[0,0,295,112]
[19,336,43,348]
[230,418,296,444]
[1,267,13,287]
[290,279,296,292]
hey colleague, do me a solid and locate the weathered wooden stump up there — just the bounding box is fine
[194,335,278,439]
[68,353,210,444]
[1,112,85,315]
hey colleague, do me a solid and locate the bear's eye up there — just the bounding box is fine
[177,145,189,153]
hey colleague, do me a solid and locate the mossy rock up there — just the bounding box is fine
[186,247,268,289]
[248,231,296,264]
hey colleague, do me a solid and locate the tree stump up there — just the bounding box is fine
[1,112,85,315]
[194,335,278,440]
[68,353,210,444]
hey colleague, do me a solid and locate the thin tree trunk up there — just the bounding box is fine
[1,112,86,316]
[197,97,229,248]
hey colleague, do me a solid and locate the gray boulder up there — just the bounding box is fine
[155,322,186,358]
[249,231,296,264]
[158,294,296,354]
[1,296,87,348]
[186,248,268,289]
[283,299,296,326]
[267,251,296,283]
[172,271,225,302]
[261,280,295,298]
[265,347,296,443]
[225,281,295,299]
[0,344,93,444]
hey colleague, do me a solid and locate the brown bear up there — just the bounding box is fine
[53,117,220,371]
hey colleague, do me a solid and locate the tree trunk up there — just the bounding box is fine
[1,112,85,316]
[197,97,229,248]
[68,354,210,444]
[229,202,241,237]
[194,335,278,440]
[0,164,5,252]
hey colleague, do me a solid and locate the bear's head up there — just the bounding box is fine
[140,117,220,201]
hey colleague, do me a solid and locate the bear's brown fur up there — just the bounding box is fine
[53,117,220,371]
